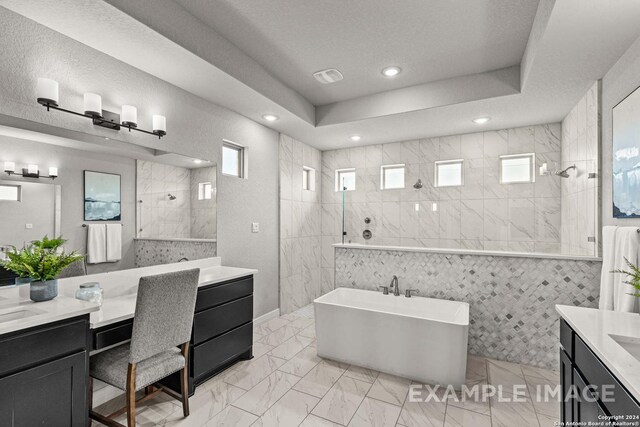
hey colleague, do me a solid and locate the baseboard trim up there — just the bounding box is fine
[254,308,280,325]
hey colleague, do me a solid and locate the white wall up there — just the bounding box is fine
[0,8,279,316]
[602,34,640,229]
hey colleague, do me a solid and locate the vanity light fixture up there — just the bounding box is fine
[472,117,491,125]
[349,135,362,142]
[262,114,279,122]
[382,66,401,77]
[3,161,58,179]
[36,78,167,139]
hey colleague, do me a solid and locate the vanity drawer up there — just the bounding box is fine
[194,295,252,345]
[0,316,88,377]
[195,276,253,312]
[92,319,133,350]
[193,322,252,379]
[560,319,574,358]
[574,333,640,416]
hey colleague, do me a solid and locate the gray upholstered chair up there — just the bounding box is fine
[89,268,200,427]
[57,258,87,278]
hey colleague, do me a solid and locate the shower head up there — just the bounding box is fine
[555,165,576,178]
[413,179,423,189]
[167,193,177,200]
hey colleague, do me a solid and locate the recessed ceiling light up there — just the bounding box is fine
[349,135,362,142]
[472,117,491,124]
[263,114,279,122]
[193,159,203,164]
[381,66,401,77]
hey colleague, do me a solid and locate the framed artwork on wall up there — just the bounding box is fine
[612,85,640,218]
[84,170,121,221]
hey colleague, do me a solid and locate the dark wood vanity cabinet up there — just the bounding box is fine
[560,319,640,424]
[0,315,90,427]
[92,275,254,395]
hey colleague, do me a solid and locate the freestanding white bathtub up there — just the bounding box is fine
[314,287,469,388]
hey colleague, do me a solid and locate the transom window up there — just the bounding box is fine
[500,153,535,184]
[435,160,464,187]
[222,141,245,178]
[335,168,356,192]
[198,182,212,200]
[380,164,405,190]
[0,184,20,201]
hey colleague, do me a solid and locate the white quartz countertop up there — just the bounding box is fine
[89,265,257,329]
[0,294,99,335]
[556,305,640,401]
[0,257,257,332]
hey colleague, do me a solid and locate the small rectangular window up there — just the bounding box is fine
[435,160,463,187]
[303,166,316,191]
[500,153,535,184]
[198,182,212,200]
[222,141,245,178]
[380,164,405,190]
[335,168,356,192]
[0,184,20,201]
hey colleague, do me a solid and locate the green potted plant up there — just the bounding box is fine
[1,236,83,302]
[612,257,640,297]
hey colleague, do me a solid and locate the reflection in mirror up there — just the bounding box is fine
[136,160,217,240]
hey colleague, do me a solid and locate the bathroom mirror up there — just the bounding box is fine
[135,159,217,241]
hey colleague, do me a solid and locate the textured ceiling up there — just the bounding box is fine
[175,0,539,106]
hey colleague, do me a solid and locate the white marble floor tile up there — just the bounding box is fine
[446,390,491,416]
[257,389,320,427]
[278,345,323,377]
[223,354,287,391]
[444,405,491,427]
[521,365,560,383]
[348,397,402,427]
[398,400,446,427]
[300,414,343,427]
[465,355,487,386]
[255,317,290,336]
[269,334,315,360]
[490,396,539,427]
[525,375,561,419]
[298,324,317,339]
[204,405,258,427]
[259,325,299,347]
[487,359,529,396]
[311,376,372,425]
[233,370,301,416]
[344,365,380,384]
[162,379,245,426]
[112,394,181,427]
[252,341,275,359]
[293,360,349,398]
[367,373,412,406]
[536,413,560,427]
[288,317,315,332]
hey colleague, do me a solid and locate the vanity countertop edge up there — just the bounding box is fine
[556,304,640,402]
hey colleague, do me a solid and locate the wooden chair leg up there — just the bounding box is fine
[180,343,190,417]
[126,364,137,427]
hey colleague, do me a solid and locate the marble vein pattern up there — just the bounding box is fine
[92,304,561,427]
[335,247,601,368]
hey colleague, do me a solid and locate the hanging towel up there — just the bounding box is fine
[106,223,122,262]
[87,224,107,264]
[612,227,639,312]
[599,226,618,310]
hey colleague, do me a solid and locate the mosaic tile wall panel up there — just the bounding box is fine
[135,238,217,267]
[335,247,602,369]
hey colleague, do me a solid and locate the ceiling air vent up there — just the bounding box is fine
[313,68,344,84]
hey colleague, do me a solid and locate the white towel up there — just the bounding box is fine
[612,227,639,312]
[599,226,618,310]
[106,223,122,262]
[87,224,106,264]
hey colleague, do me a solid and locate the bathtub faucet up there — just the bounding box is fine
[390,275,400,296]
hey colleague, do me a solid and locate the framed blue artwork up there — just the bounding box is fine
[84,170,121,221]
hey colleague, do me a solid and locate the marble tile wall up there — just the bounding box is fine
[280,134,325,314]
[137,160,191,239]
[561,82,600,256]
[134,238,217,267]
[335,247,602,369]
[320,124,563,280]
[190,166,217,239]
